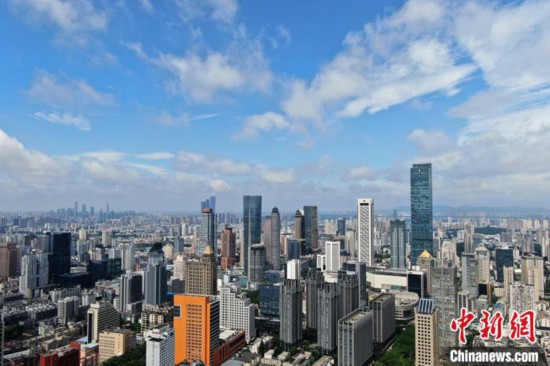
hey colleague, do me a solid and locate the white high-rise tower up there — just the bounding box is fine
[357,198,374,266]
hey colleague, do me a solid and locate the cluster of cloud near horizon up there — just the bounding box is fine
[1,0,549,211]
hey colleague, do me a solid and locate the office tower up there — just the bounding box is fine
[461,253,479,297]
[173,254,186,280]
[286,259,301,280]
[371,293,395,344]
[521,255,544,300]
[410,163,433,266]
[243,195,262,272]
[120,273,143,314]
[185,246,217,295]
[287,239,301,260]
[496,247,514,282]
[475,246,490,283]
[390,220,406,269]
[270,207,281,270]
[0,243,18,278]
[259,281,280,318]
[337,218,346,236]
[173,294,220,366]
[306,269,324,330]
[58,296,80,325]
[504,266,515,300]
[280,279,303,348]
[342,261,368,308]
[263,215,272,265]
[509,283,535,319]
[48,232,71,281]
[415,299,439,366]
[19,252,49,298]
[145,326,175,366]
[219,286,256,343]
[120,243,135,272]
[74,201,78,216]
[338,309,374,366]
[98,328,136,363]
[221,225,237,270]
[338,271,359,318]
[294,210,305,244]
[102,230,111,246]
[87,301,119,343]
[144,260,168,306]
[357,198,374,266]
[432,262,458,353]
[318,282,341,354]
[418,250,433,297]
[249,245,266,286]
[407,271,427,299]
[325,241,341,272]
[199,208,217,254]
[304,206,319,251]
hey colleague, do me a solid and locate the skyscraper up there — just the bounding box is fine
[249,245,266,286]
[263,215,272,267]
[417,250,433,297]
[19,251,49,298]
[303,206,319,251]
[87,301,119,343]
[357,198,374,266]
[342,261,368,308]
[521,255,544,300]
[415,299,439,366]
[338,271,360,318]
[270,207,281,270]
[432,261,458,353]
[306,269,324,330]
[280,279,303,348]
[120,272,143,314]
[144,260,168,306]
[0,243,19,278]
[326,241,341,272]
[48,232,71,282]
[461,253,478,298]
[243,195,262,272]
[371,293,395,345]
[337,218,346,236]
[185,246,217,295]
[220,225,236,270]
[338,309,374,366]
[173,294,220,366]
[390,220,406,269]
[496,247,514,282]
[318,282,341,354]
[120,243,135,272]
[198,208,216,254]
[509,283,535,319]
[294,210,305,245]
[219,286,256,343]
[410,163,433,266]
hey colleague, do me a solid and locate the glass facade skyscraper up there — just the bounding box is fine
[243,195,262,272]
[410,163,433,266]
[303,205,318,251]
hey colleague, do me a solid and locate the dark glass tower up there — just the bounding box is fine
[410,163,433,266]
[303,206,319,251]
[48,232,72,282]
[496,247,514,282]
[243,195,262,272]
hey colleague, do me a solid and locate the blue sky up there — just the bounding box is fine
[1,0,550,212]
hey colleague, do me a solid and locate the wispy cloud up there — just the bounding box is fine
[155,111,219,126]
[32,111,91,131]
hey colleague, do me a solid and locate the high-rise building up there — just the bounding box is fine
[306,269,324,330]
[318,282,341,354]
[185,246,217,295]
[48,232,71,281]
[286,259,301,280]
[496,247,514,282]
[220,225,236,270]
[415,299,439,366]
[521,255,544,300]
[337,218,346,236]
[145,326,175,366]
[417,250,433,297]
[304,206,319,251]
[371,293,395,345]
[432,262,458,353]
[198,208,217,254]
[249,245,266,286]
[410,163,433,266]
[0,243,18,278]
[173,294,220,366]
[270,207,281,270]
[338,309,374,366]
[144,261,168,306]
[173,254,186,280]
[287,239,301,261]
[263,215,272,266]
[87,301,119,343]
[120,272,143,314]
[509,283,535,319]
[57,296,80,325]
[475,246,490,284]
[338,271,360,318]
[102,230,111,246]
[326,241,341,272]
[280,279,303,348]
[461,253,478,298]
[243,195,262,273]
[504,266,515,301]
[120,243,135,272]
[19,251,49,298]
[294,210,305,246]
[98,328,136,363]
[390,220,406,269]
[219,286,256,343]
[342,261,368,308]
[357,198,374,266]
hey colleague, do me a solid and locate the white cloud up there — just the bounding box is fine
[26,71,115,108]
[347,166,374,180]
[155,111,219,126]
[175,0,238,23]
[32,111,90,131]
[9,0,107,46]
[236,112,290,139]
[256,164,296,184]
[175,151,251,175]
[138,0,153,13]
[408,129,452,154]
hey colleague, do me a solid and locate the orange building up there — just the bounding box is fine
[173,294,220,366]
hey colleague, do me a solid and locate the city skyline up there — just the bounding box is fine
[2,0,550,211]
